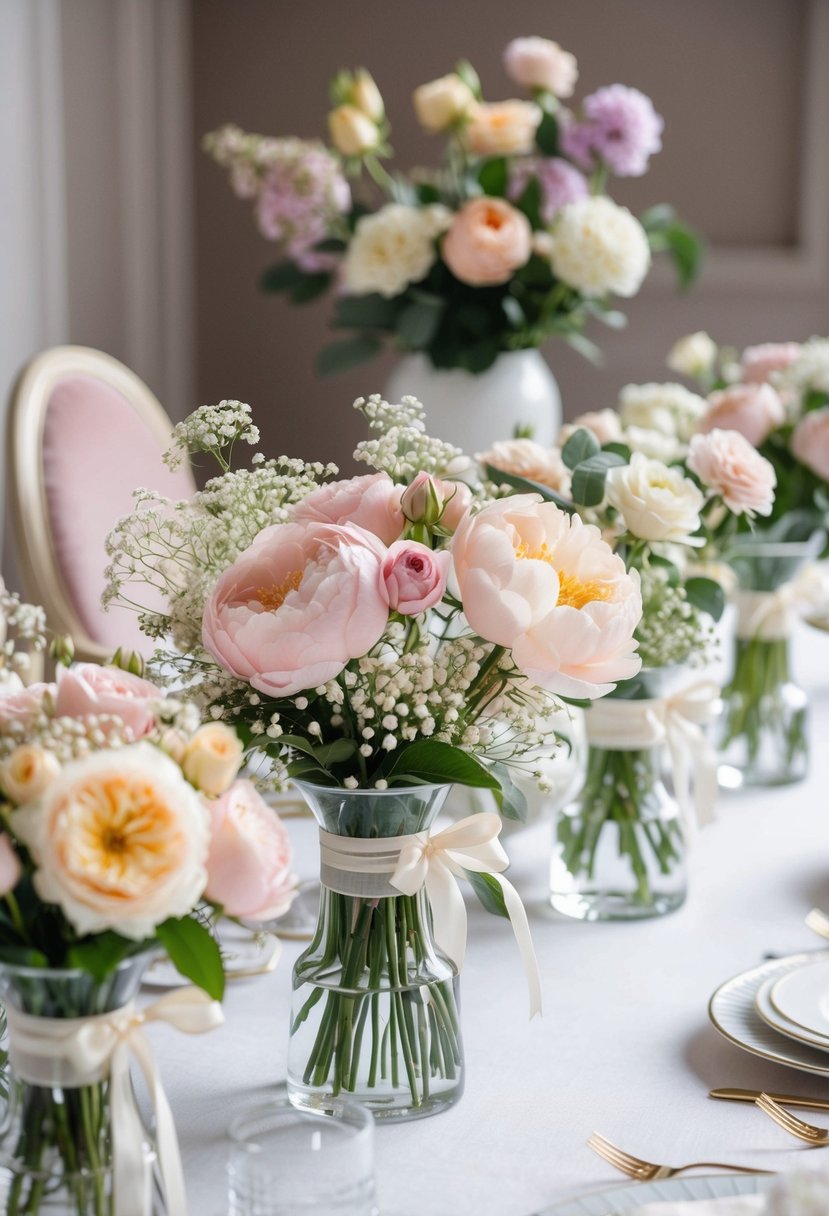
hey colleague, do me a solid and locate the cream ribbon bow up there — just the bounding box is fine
[6,986,224,1216]
[390,811,542,1019]
[735,563,829,640]
[585,680,721,830]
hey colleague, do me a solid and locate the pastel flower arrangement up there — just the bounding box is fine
[203,35,699,377]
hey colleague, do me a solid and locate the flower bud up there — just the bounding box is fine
[50,635,75,667]
[400,472,445,527]
[328,105,380,157]
[352,70,385,122]
[182,723,244,797]
[3,744,61,804]
[413,74,477,132]
[110,647,146,678]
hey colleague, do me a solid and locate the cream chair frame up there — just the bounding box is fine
[7,345,176,662]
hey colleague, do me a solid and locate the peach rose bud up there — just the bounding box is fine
[503,36,578,98]
[328,105,379,157]
[382,542,450,616]
[351,70,385,123]
[413,74,476,132]
[0,834,21,896]
[2,745,61,804]
[182,723,244,797]
[443,197,532,286]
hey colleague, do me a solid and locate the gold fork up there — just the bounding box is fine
[805,908,829,940]
[587,1132,773,1180]
[755,1093,829,1145]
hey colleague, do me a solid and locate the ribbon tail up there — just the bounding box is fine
[128,1030,189,1216]
[110,1041,154,1216]
[426,861,468,971]
[487,873,543,1020]
[667,719,717,834]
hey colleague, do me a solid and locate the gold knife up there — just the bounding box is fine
[710,1087,829,1110]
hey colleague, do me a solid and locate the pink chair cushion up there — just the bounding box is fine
[41,375,196,654]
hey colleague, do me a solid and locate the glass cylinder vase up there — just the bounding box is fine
[0,957,156,1216]
[549,668,688,922]
[287,782,463,1122]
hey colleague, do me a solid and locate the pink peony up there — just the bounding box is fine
[687,430,776,517]
[562,85,663,177]
[699,383,785,447]
[382,542,450,615]
[205,779,298,921]
[503,36,578,98]
[508,157,589,225]
[0,682,55,730]
[0,834,21,896]
[293,473,405,545]
[443,197,532,286]
[202,521,390,698]
[740,342,802,385]
[791,407,829,480]
[452,495,642,699]
[54,665,161,739]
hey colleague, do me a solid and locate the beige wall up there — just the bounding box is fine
[191,0,828,470]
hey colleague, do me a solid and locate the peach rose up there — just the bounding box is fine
[477,438,571,496]
[202,521,390,698]
[740,343,801,385]
[54,664,161,739]
[503,36,578,98]
[559,409,624,447]
[205,779,297,921]
[182,723,244,797]
[0,834,21,896]
[382,541,450,615]
[293,473,405,545]
[452,495,642,699]
[791,407,829,480]
[688,430,776,517]
[2,745,61,804]
[0,682,55,730]
[465,100,541,156]
[443,197,532,286]
[699,383,784,447]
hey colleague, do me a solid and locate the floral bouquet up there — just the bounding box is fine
[479,402,777,916]
[0,597,296,1214]
[104,395,646,1117]
[203,34,699,381]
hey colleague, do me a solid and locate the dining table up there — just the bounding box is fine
[154,616,829,1215]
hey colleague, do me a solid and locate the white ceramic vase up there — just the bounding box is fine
[384,349,561,456]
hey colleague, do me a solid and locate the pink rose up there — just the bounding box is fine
[54,664,161,739]
[0,682,55,730]
[741,342,801,384]
[791,407,829,480]
[687,430,776,517]
[205,780,298,921]
[443,198,532,287]
[383,542,450,615]
[699,383,785,448]
[293,473,404,545]
[0,834,21,896]
[503,36,578,98]
[202,521,390,698]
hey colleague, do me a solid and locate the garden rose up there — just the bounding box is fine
[0,682,55,730]
[503,36,578,98]
[550,197,650,297]
[559,409,623,447]
[619,382,707,443]
[328,104,379,156]
[442,197,532,286]
[667,331,717,378]
[344,204,447,298]
[413,74,477,131]
[687,430,776,517]
[54,664,161,739]
[0,835,21,896]
[2,745,61,804]
[382,541,450,615]
[606,453,704,543]
[452,495,642,698]
[700,383,784,447]
[791,407,829,480]
[205,779,298,921]
[477,438,571,496]
[13,744,210,940]
[465,100,541,156]
[351,70,385,123]
[182,723,244,797]
[741,342,801,385]
[294,472,405,544]
[202,521,390,698]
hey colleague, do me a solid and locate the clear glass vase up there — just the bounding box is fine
[549,669,687,922]
[0,958,155,1216]
[287,782,463,1122]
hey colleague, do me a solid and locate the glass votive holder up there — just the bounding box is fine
[227,1095,378,1216]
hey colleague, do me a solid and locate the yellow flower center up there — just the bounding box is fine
[516,541,615,610]
[256,570,303,612]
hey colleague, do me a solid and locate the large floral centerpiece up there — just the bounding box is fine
[204,35,698,383]
[104,395,645,1116]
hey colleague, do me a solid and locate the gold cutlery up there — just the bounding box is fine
[805,908,829,940]
[755,1093,829,1145]
[710,1087,829,1111]
[586,1132,773,1180]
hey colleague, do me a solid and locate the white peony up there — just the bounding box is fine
[550,197,651,298]
[619,382,707,443]
[777,337,829,397]
[344,204,446,298]
[667,331,718,378]
[606,452,704,544]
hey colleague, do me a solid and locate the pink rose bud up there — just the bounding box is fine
[400,472,445,526]
[205,780,298,921]
[699,383,785,448]
[382,542,450,616]
[0,834,21,896]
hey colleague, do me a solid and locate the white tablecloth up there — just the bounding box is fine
[157,622,829,1215]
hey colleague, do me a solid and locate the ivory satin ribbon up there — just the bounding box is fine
[735,563,829,640]
[6,987,224,1216]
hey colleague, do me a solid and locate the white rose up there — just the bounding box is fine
[413,74,477,132]
[328,105,379,156]
[667,331,717,378]
[619,382,707,443]
[2,745,61,804]
[623,426,684,463]
[344,204,441,298]
[503,37,578,99]
[606,452,704,544]
[182,722,244,797]
[551,197,651,298]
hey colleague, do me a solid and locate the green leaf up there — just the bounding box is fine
[289,272,331,304]
[535,111,559,156]
[464,870,509,919]
[684,576,726,622]
[280,734,317,757]
[515,176,543,229]
[602,441,631,461]
[312,237,347,253]
[457,303,497,337]
[664,224,703,290]
[315,335,383,377]
[640,203,677,232]
[0,945,48,968]
[563,331,603,364]
[477,157,508,198]
[805,389,829,414]
[416,182,442,205]
[156,916,225,1001]
[571,451,626,508]
[455,58,482,100]
[489,762,528,822]
[67,933,135,982]
[386,741,499,790]
[333,294,400,330]
[397,298,446,349]
[460,337,500,374]
[260,262,304,293]
[484,464,575,511]
[561,427,600,470]
[312,739,358,768]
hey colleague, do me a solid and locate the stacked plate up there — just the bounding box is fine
[709,951,829,1076]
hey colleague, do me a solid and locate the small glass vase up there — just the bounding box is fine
[549,668,687,921]
[0,958,155,1216]
[286,782,463,1122]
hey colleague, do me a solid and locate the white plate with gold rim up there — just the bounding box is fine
[709,952,829,1077]
[769,958,829,1038]
[538,1174,772,1215]
[755,974,829,1053]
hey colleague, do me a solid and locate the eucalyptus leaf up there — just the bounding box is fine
[684,577,726,622]
[561,428,600,470]
[484,464,575,511]
[571,451,626,508]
